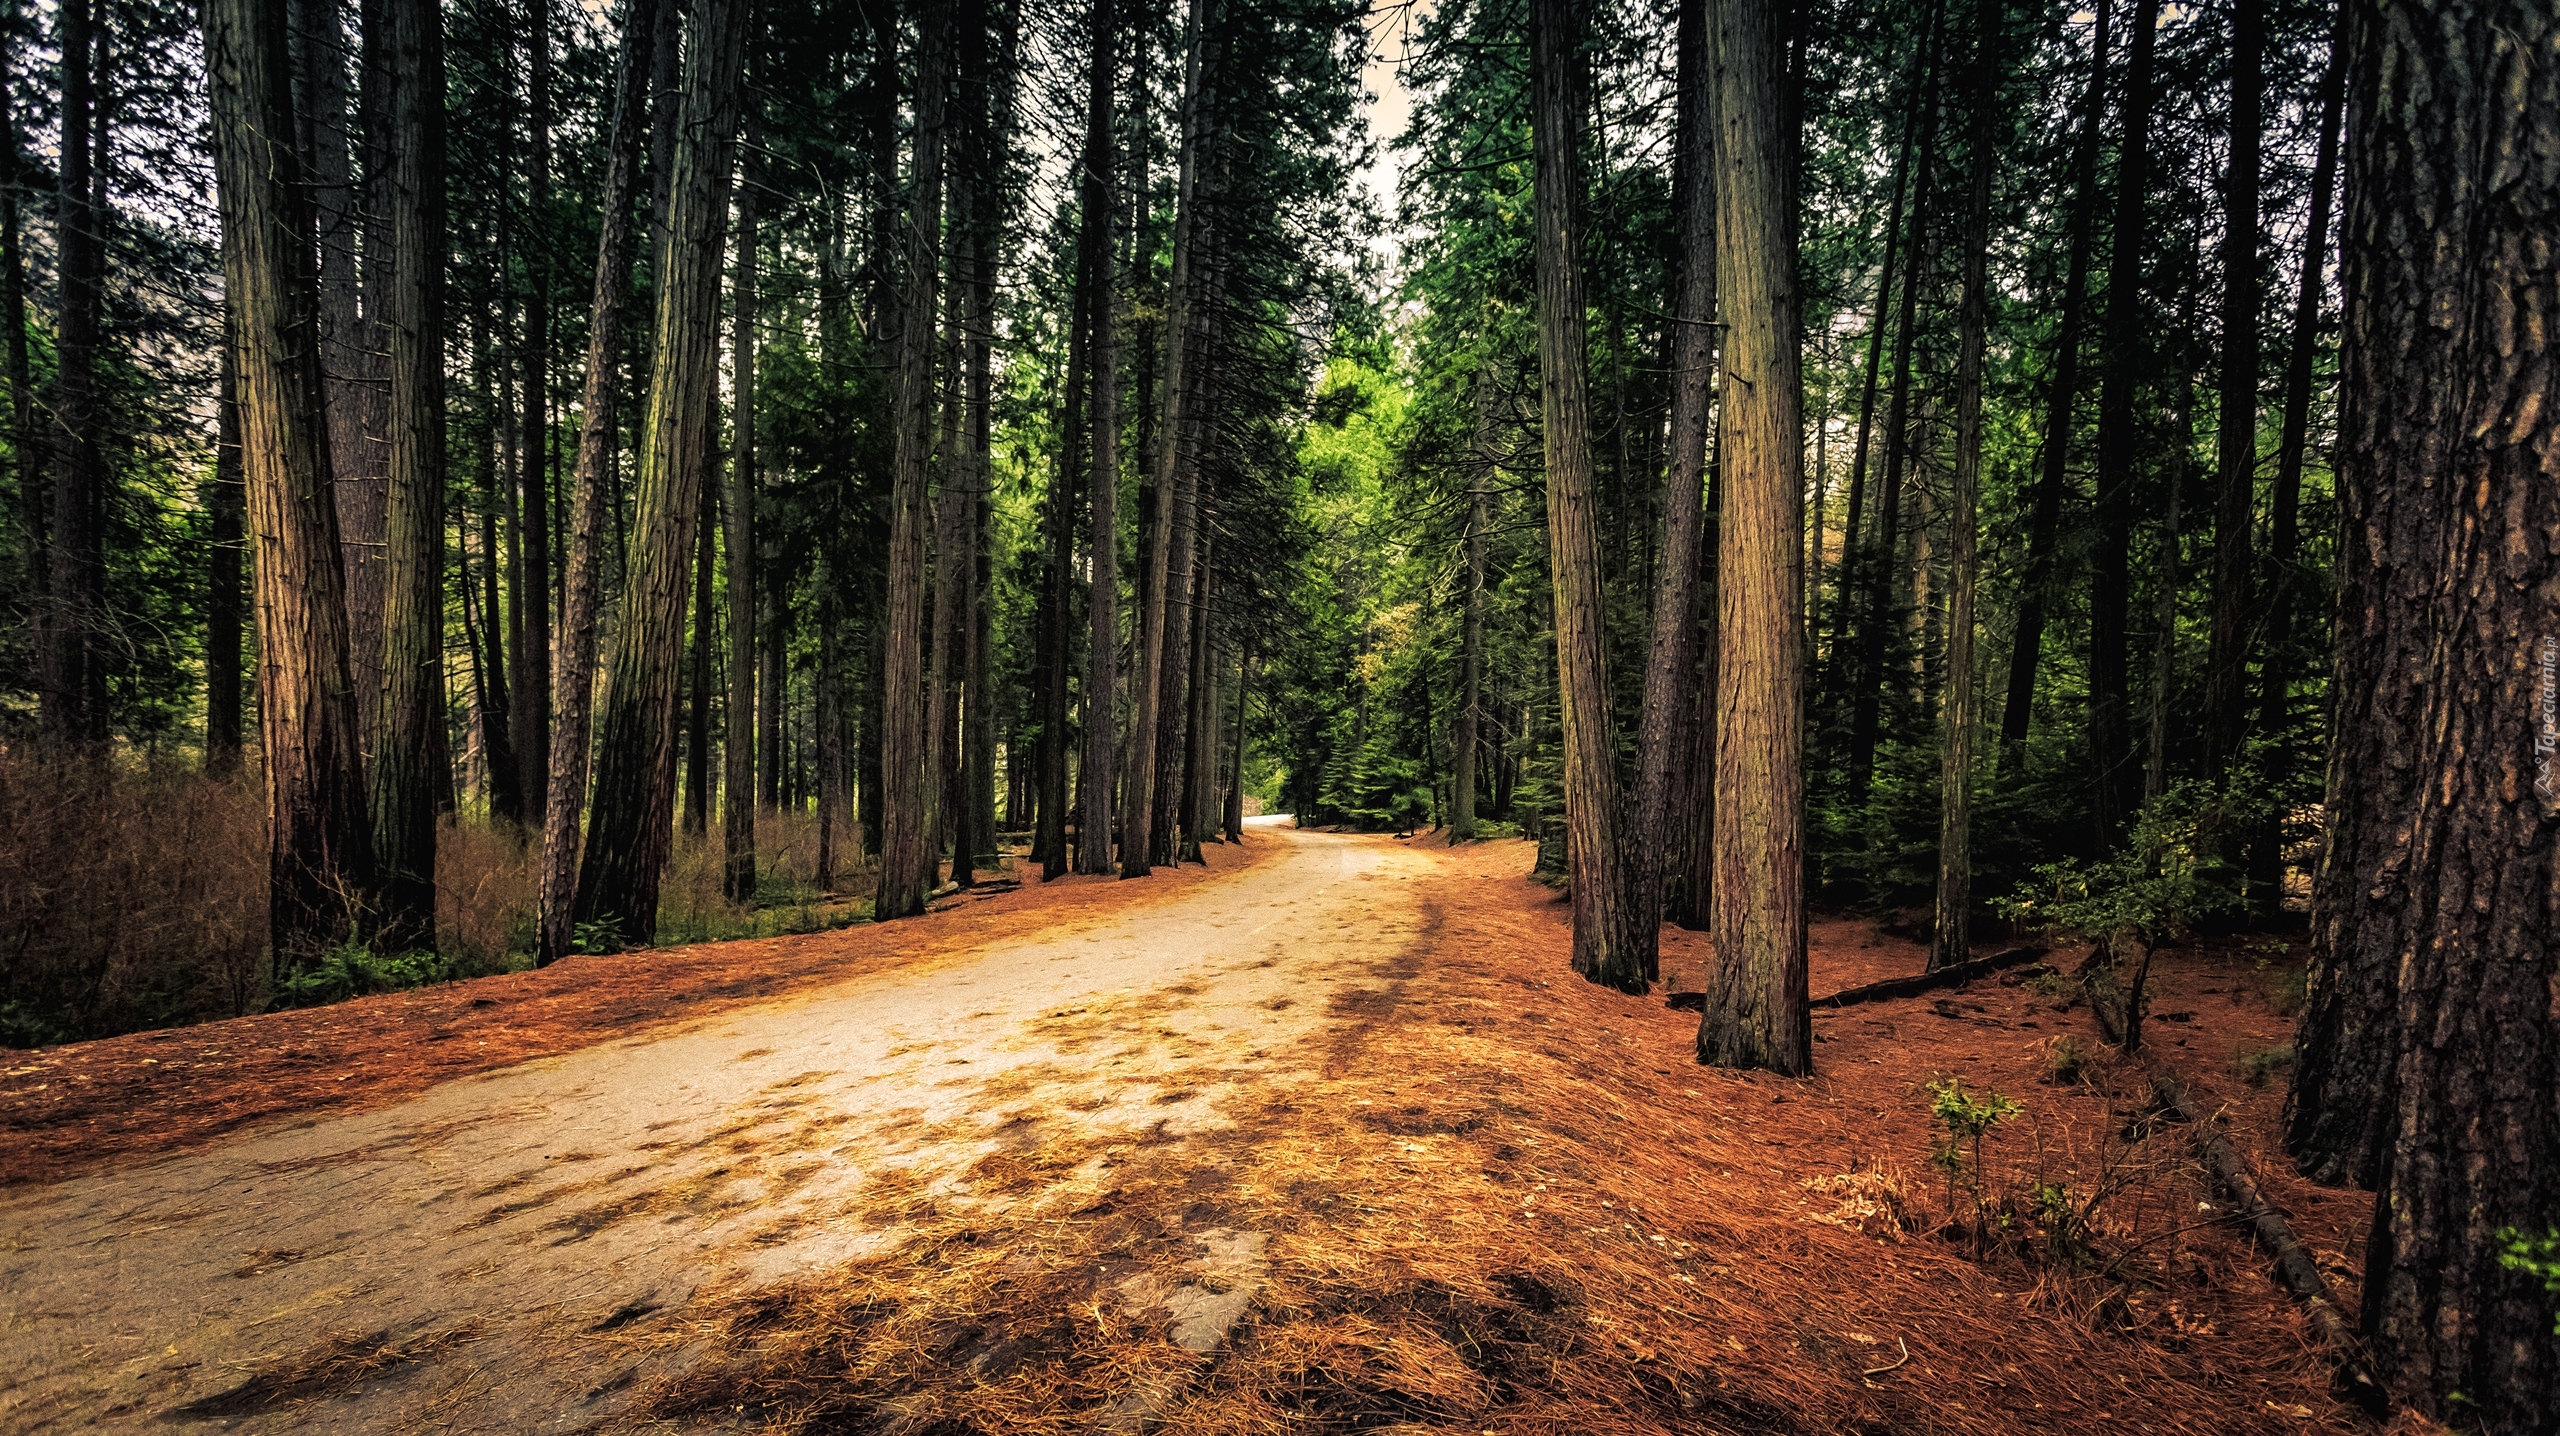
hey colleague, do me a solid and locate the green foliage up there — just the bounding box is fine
[1994,783,2250,963]
[2499,1228,2560,1334]
[273,940,464,1008]
[1926,1077,2021,1237]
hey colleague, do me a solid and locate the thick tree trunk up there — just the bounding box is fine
[723,104,761,903]
[573,0,751,944]
[515,0,554,829]
[203,0,380,963]
[2088,0,2161,847]
[207,322,247,777]
[1932,0,1999,974]
[2284,2,2560,1422]
[2200,0,2261,779]
[1695,0,1808,1072]
[43,0,105,743]
[876,0,952,920]
[1077,0,1120,876]
[1629,0,1717,967]
[368,0,446,946]
[343,0,395,745]
[1529,0,1644,992]
[1998,0,2109,766]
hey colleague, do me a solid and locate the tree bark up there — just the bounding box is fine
[1451,369,1490,844]
[573,0,751,944]
[2284,2,2560,1422]
[1529,0,1645,992]
[1077,0,1120,876]
[1630,0,1717,966]
[343,0,394,745]
[686,463,715,834]
[723,100,761,902]
[1695,0,1808,1072]
[1997,0,2109,767]
[1224,644,1249,841]
[515,0,554,828]
[1123,0,1215,879]
[1180,524,1215,861]
[875,0,952,919]
[207,318,247,777]
[368,0,446,945]
[1933,0,1999,973]
[43,0,105,743]
[2200,0,2261,780]
[204,0,380,963]
[2088,0,2161,847]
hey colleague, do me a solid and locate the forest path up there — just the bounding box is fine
[0,820,1438,1433]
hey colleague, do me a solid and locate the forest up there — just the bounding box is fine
[0,0,2554,1427]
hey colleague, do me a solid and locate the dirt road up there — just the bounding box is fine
[0,821,1440,1432]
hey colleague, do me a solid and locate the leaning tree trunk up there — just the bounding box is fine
[1528,0,1645,992]
[1998,0,2109,768]
[1629,0,1717,971]
[1122,0,1216,879]
[2087,0,2161,847]
[722,100,761,903]
[369,0,447,947]
[529,0,650,957]
[1077,0,1120,876]
[573,0,751,944]
[1696,0,1808,1073]
[876,0,954,920]
[1931,0,1999,974]
[203,0,380,964]
[2200,0,2262,780]
[2284,1,2560,1423]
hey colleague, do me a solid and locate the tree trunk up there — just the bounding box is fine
[573,0,751,945]
[686,469,715,835]
[815,561,842,888]
[1180,526,1214,861]
[1831,0,1936,666]
[2250,12,2343,900]
[343,0,395,745]
[203,0,380,963]
[1696,0,1808,1072]
[2284,2,2560,1422]
[1998,0,2109,767]
[876,0,953,920]
[207,318,247,777]
[723,101,761,903]
[1529,0,1644,992]
[1077,0,1120,876]
[2088,0,2161,847]
[1629,0,1717,966]
[1450,374,1488,844]
[1847,23,1944,796]
[1932,0,1999,974]
[1223,644,1249,841]
[0,21,39,677]
[43,0,105,743]
[515,0,554,829]
[1122,0,1215,879]
[2200,0,2261,780]
[368,0,446,946]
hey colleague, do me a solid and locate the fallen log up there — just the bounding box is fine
[2085,979,2385,1412]
[1805,945,2050,1009]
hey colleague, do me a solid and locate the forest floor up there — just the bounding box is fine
[0,821,2388,1434]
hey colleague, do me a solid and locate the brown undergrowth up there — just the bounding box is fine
[595,840,2369,1435]
[0,838,1269,1185]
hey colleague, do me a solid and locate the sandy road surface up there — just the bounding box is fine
[0,822,1441,1432]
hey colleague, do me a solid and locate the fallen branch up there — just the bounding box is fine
[1804,945,2050,1010]
[2084,978,2385,1412]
